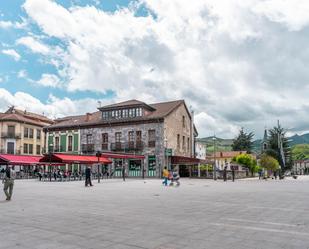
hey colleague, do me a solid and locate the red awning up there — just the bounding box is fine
[101,152,144,159]
[0,154,43,165]
[40,153,112,164]
[171,156,201,165]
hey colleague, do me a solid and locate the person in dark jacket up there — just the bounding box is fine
[85,166,93,187]
[122,165,126,182]
[231,166,235,182]
[223,166,227,182]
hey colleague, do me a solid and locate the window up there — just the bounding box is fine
[68,136,73,151]
[115,110,119,119]
[102,133,108,150]
[23,143,28,154]
[177,134,180,149]
[36,145,41,155]
[129,109,133,117]
[136,131,142,149]
[37,129,41,140]
[102,112,108,119]
[29,128,34,139]
[86,134,93,144]
[55,137,60,151]
[111,110,115,118]
[115,132,121,142]
[29,144,33,154]
[136,108,142,117]
[182,136,185,150]
[24,127,29,138]
[182,116,185,128]
[148,130,156,147]
[128,131,134,142]
[123,109,128,118]
[187,137,190,152]
[8,126,15,136]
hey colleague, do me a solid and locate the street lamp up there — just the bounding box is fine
[212,136,217,181]
[49,143,53,182]
[164,138,168,170]
[96,151,102,183]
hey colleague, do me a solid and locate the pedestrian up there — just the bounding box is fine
[2,165,16,201]
[231,166,235,182]
[274,171,277,180]
[172,169,180,186]
[85,166,93,187]
[162,167,168,186]
[258,169,262,180]
[223,166,227,182]
[122,165,126,182]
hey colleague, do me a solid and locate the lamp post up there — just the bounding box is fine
[96,151,102,183]
[49,143,53,182]
[164,138,168,170]
[212,136,217,181]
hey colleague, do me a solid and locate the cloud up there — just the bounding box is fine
[37,73,61,87]
[0,20,27,29]
[17,70,28,78]
[16,36,50,55]
[0,21,14,28]
[2,49,21,61]
[0,88,103,119]
[19,0,309,138]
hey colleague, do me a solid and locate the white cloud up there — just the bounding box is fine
[17,70,28,78]
[37,73,61,87]
[0,21,14,28]
[2,49,21,61]
[0,88,102,119]
[20,0,309,137]
[16,36,50,55]
[0,20,27,29]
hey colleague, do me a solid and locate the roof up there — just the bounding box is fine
[0,154,44,165]
[213,151,248,159]
[99,99,155,111]
[45,100,186,130]
[0,107,53,126]
[40,153,112,164]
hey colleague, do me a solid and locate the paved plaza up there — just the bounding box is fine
[1,177,309,249]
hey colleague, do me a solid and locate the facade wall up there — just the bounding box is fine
[46,130,80,154]
[164,103,193,157]
[80,122,165,177]
[0,121,46,155]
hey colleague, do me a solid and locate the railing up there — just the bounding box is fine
[148,141,156,147]
[110,142,144,152]
[0,149,21,154]
[101,143,109,151]
[81,144,95,153]
[42,146,63,154]
[1,132,21,139]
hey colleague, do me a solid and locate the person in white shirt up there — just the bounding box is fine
[2,165,16,201]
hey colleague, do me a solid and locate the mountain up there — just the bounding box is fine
[198,133,309,154]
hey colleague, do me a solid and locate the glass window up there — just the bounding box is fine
[23,143,28,154]
[8,126,15,136]
[115,132,121,142]
[177,134,180,149]
[29,144,33,154]
[112,111,115,118]
[24,127,29,138]
[37,129,41,140]
[187,137,190,152]
[102,133,108,143]
[182,116,185,128]
[29,128,34,139]
[124,109,128,118]
[182,136,185,150]
[36,145,41,155]
[128,131,134,142]
[68,136,73,151]
[129,109,133,117]
[148,130,156,147]
[86,134,93,144]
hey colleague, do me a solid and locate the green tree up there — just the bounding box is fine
[266,124,292,172]
[232,128,254,153]
[292,144,309,160]
[233,153,257,176]
[260,154,280,172]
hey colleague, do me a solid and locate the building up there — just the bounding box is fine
[292,160,309,175]
[0,107,53,156]
[213,151,248,171]
[44,99,198,177]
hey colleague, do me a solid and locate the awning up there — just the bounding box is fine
[0,154,45,165]
[171,156,201,165]
[40,153,112,164]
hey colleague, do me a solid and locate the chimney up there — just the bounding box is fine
[86,113,92,121]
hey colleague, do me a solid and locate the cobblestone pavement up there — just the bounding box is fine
[1,176,309,249]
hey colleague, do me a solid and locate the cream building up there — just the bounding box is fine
[0,107,53,155]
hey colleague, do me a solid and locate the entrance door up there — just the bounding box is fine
[148,155,156,177]
[7,142,15,154]
[179,165,190,177]
[129,160,141,177]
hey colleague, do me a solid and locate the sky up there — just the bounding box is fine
[0,0,309,139]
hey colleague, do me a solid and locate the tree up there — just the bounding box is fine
[233,153,257,176]
[232,128,254,153]
[265,124,292,172]
[292,144,309,160]
[260,154,280,172]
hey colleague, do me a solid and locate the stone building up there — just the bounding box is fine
[0,107,53,155]
[44,99,198,177]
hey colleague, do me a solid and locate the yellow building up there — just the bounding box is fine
[0,107,53,155]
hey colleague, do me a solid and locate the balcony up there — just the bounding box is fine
[42,146,63,154]
[148,141,156,147]
[1,132,21,139]
[0,149,21,155]
[81,144,95,154]
[110,141,144,152]
[101,143,109,151]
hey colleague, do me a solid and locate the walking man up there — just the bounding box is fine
[2,165,16,201]
[231,166,235,182]
[223,166,227,182]
[85,166,93,187]
[162,167,168,186]
[122,165,126,182]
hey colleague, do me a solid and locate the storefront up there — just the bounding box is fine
[171,156,201,177]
